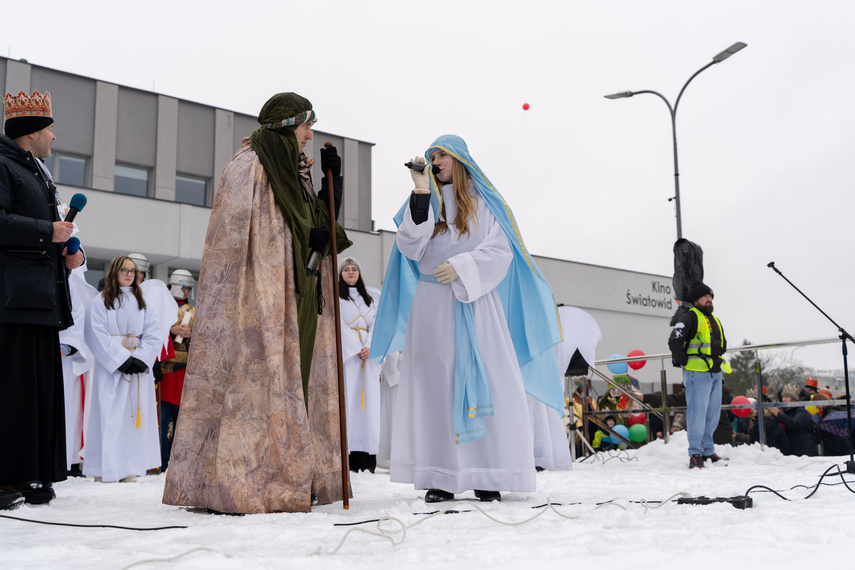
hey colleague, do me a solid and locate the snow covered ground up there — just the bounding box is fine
[3,431,854,570]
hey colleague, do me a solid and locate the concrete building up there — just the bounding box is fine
[2,56,679,389]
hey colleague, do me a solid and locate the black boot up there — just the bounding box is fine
[0,490,23,510]
[424,489,454,503]
[1,482,55,505]
[474,490,501,502]
[349,451,370,472]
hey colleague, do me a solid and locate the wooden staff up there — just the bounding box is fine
[324,141,350,509]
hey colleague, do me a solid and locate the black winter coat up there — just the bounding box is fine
[0,134,72,329]
[749,415,791,455]
[775,406,818,457]
[818,407,851,456]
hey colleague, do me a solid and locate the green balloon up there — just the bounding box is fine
[628,423,647,442]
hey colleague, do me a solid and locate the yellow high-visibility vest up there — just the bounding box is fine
[685,307,732,373]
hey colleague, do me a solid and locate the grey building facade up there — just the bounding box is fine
[1,55,374,284]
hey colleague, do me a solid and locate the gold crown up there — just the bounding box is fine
[4,90,52,120]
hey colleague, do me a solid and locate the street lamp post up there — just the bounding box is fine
[604,42,747,240]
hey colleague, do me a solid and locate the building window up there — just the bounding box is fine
[175,175,207,206]
[114,164,150,197]
[42,153,88,187]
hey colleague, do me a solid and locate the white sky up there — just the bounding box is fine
[6,0,855,371]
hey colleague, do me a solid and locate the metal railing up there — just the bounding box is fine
[572,337,847,455]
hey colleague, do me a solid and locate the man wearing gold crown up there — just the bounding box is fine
[0,90,83,509]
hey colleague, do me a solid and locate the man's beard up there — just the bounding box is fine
[698,302,714,316]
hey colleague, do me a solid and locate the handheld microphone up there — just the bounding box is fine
[404,162,442,177]
[307,251,320,275]
[65,193,87,223]
[66,237,81,254]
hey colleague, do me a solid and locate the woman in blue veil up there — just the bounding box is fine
[371,135,563,503]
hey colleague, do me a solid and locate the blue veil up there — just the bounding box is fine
[370,134,564,416]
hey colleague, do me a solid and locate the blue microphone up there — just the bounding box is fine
[66,236,81,254]
[65,193,87,223]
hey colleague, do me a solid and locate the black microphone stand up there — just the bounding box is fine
[768,262,855,473]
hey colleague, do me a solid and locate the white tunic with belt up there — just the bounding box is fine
[83,288,161,482]
[340,286,381,455]
[59,270,97,469]
[390,183,536,493]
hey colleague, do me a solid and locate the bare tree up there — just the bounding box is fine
[725,339,808,398]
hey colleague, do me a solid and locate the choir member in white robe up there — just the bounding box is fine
[376,350,402,471]
[391,148,536,502]
[338,257,382,473]
[83,256,162,482]
[59,269,97,472]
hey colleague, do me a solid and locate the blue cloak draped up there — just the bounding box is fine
[369,134,564,417]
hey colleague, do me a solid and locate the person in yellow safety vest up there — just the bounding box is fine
[668,281,731,470]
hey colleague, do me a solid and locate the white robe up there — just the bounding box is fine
[83,288,161,482]
[529,396,573,471]
[377,350,402,470]
[391,184,536,494]
[59,270,97,469]
[340,286,381,455]
[138,279,179,354]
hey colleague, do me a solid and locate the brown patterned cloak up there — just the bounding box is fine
[162,141,350,513]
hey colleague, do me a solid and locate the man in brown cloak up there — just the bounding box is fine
[162,93,351,513]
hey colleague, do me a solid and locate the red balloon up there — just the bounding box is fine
[522,103,530,111]
[627,349,646,370]
[628,412,646,426]
[731,395,752,418]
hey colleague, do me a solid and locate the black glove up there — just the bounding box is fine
[118,357,136,374]
[119,356,149,375]
[317,176,343,219]
[320,145,341,178]
[309,226,331,253]
[152,361,164,383]
[129,357,149,374]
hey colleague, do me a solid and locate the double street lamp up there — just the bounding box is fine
[604,42,747,240]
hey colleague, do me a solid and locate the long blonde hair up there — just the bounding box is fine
[431,158,478,240]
